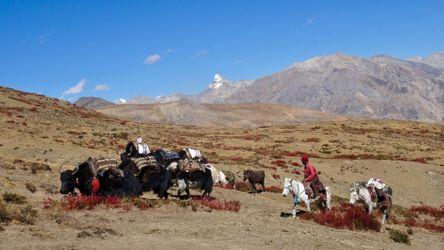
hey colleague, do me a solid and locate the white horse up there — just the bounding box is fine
[349,182,392,224]
[282,178,331,218]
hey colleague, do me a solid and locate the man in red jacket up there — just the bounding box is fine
[301,155,325,199]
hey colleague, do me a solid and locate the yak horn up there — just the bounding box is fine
[58,163,66,173]
[72,165,80,175]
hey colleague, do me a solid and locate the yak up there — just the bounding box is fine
[243,169,265,194]
[176,167,213,199]
[138,164,173,199]
[59,161,143,197]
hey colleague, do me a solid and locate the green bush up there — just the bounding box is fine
[389,229,410,245]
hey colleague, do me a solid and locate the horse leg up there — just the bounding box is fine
[261,181,265,193]
[386,206,392,222]
[382,210,387,224]
[326,188,332,211]
[305,199,311,213]
[292,204,298,218]
[367,204,372,214]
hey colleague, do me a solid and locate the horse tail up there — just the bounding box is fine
[325,186,332,210]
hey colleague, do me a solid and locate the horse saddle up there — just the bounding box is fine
[302,183,315,199]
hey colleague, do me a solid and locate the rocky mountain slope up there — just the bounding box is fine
[227,53,444,121]
[409,51,444,69]
[81,51,444,122]
[192,74,253,104]
[74,96,115,109]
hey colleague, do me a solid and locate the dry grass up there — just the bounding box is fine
[389,228,410,245]
[2,192,27,204]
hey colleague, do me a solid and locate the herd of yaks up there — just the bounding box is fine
[58,147,393,223]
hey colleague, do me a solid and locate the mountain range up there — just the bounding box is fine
[76,51,444,123]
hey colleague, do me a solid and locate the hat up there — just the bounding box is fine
[301,155,309,163]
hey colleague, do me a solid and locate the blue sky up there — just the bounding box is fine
[1,0,443,102]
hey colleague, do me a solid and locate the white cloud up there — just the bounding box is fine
[38,34,51,45]
[165,48,174,53]
[144,54,162,65]
[306,17,316,25]
[194,49,208,57]
[64,79,86,95]
[94,84,111,91]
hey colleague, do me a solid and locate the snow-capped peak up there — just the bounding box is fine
[209,74,229,89]
[115,98,127,104]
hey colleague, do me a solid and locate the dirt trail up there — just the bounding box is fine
[2,188,443,250]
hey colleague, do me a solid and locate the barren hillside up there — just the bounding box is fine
[95,101,346,128]
[0,86,443,249]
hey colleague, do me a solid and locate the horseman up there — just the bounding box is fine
[301,155,326,200]
[366,177,388,204]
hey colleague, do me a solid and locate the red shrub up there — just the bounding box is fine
[192,196,241,212]
[291,170,301,175]
[283,151,319,158]
[302,203,381,231]
[264,185,283,193]
[291,162,300,167]
[254,147,269,156]
[303,137,321,143]
[421,222,444,233]
[409,205,444,219]
[234,181,252,192]
[236,134,264,141]
[59,195,122,211]
[410,157,427,164]
[230,156,244,162]
[215,183,235,190]
[42,197,57,209]
[271,160,287,167]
